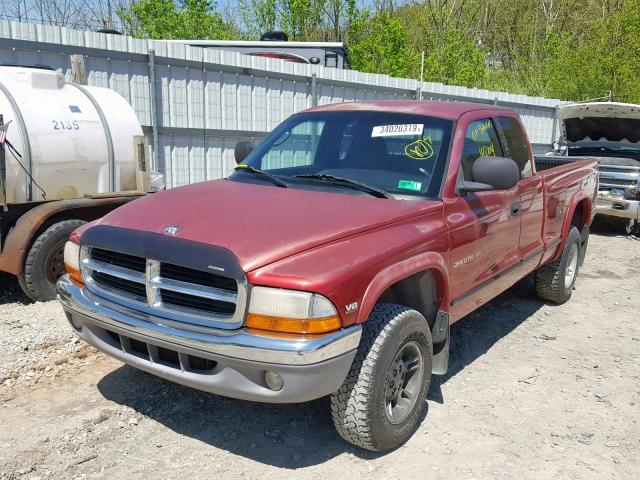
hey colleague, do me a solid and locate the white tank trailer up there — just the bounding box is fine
[0,65,160,301]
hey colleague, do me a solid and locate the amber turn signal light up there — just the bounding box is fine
[246,313,341,335]
[63,241,84,285]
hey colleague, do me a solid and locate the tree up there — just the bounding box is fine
[240,0,326,40]
[118,0,236,39]
[347,9,418,78]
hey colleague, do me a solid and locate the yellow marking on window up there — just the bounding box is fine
[404,136,434,160]
[471,120,493,142]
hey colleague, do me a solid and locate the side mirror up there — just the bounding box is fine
[459,156,520,194]
[234,140,254,164]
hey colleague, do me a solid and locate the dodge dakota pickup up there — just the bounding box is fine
[57,101,598,451]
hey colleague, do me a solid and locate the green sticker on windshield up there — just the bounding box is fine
[397,180,422,192]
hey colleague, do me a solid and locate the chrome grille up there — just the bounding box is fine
[597,165,640,189]
[600,177,637,187]
[81,246,246,329]
[91,248,146,272]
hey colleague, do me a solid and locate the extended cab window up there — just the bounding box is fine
[461,119,503,182]
[232,111,454,198]
[495,116,532,179]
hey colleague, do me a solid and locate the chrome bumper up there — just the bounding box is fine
[56,275,361,403]
[595,193,640,220]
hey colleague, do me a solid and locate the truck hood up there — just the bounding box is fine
[559,102,640,144]
[94,179,442,272]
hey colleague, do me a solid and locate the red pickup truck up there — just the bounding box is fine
[57,101,597,451]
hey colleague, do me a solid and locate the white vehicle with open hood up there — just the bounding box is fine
[549,102,640,234]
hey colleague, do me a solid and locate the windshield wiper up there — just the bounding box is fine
[294,173,392,199]
[234,164,288,188]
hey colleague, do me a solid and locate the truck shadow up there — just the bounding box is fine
[428,285,544,404]
[97,283,546,467]
[0,272,30,305]
[591,216,640,239]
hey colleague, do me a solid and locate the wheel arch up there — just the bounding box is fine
[563,194,592,238]
[356,252,450,328]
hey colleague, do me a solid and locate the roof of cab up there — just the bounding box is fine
[303,100,513,120]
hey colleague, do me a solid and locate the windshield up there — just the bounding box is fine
[229,111,454,198]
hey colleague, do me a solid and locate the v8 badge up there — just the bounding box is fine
[345,302,359,313]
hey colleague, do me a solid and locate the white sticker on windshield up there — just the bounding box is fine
[371,124,424,137]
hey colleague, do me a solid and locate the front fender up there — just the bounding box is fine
[247,210,450,328]
[356,252,450,324]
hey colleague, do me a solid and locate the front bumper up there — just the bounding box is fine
[595,192,640,220]
[57,275,361,403]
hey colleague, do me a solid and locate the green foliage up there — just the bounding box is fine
[422,28,486,87]
[347,10,418,78]
[119,0,235,40]
[538,3,640,102]
[240,0,330,40]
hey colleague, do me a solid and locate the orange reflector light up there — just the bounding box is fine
[64,263,84,285]
[63,241,84,285]
[246,313,341,334]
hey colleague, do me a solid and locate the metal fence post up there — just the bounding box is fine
[311,73,318,107]
[148,48,160,172]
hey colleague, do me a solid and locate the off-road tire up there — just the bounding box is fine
[22,219,86,302]
[535,226,582,304]
[330,304,433,451]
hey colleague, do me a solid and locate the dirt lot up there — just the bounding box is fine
[1,230,639,480]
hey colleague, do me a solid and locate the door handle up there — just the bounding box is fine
[511,202,522,216]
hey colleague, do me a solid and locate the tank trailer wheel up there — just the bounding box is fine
[22,219,86,302]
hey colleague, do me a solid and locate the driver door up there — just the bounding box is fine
[446,118,523,320]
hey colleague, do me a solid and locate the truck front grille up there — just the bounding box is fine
[82,247,246,328]
[160,263,237,292]
[597,165,640,189]
[160,289,236,315]
[600,177,637,187]
[91,248,146,272]
[92,271,147,299]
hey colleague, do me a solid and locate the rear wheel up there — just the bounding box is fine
[330,304,432,451]
[22,219,86,302]
[535,226,582,304]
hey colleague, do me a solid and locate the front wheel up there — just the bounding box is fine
[330,304,432,451]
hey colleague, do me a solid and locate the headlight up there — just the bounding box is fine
[63,241,84,285]
[246,286,341,334]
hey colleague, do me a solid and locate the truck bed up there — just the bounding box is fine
[534,155,587,171]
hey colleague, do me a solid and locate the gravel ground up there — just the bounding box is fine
[1,229,639,480]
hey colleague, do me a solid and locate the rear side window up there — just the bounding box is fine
[461,119,503,182]
[495,117,532,179]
